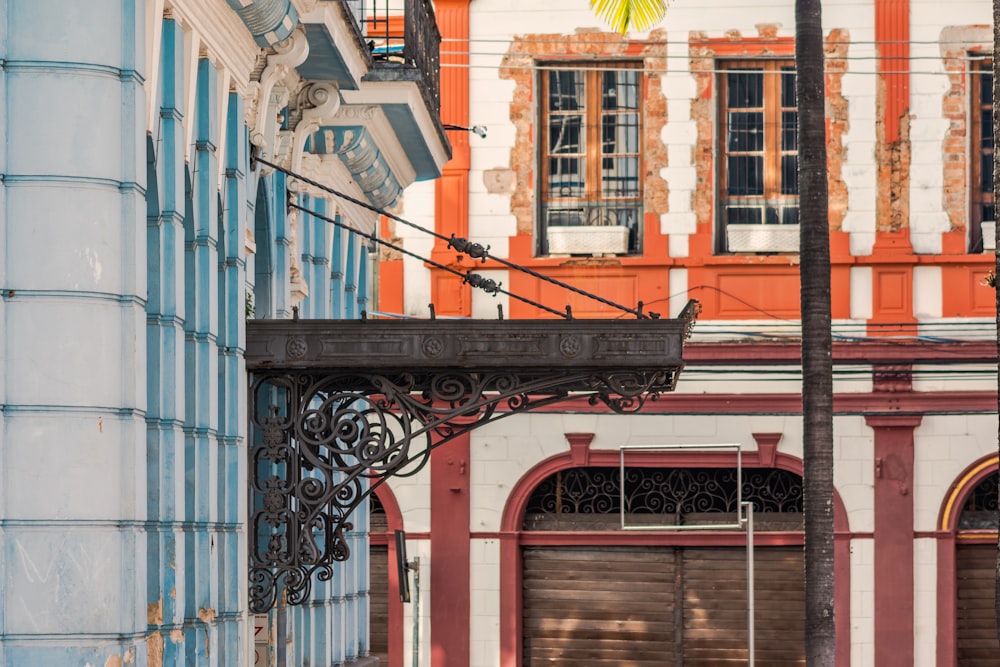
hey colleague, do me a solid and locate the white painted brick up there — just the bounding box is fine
[913,539,938,667]
[851,539,875,667]
[668,231,691,257]
[913,266,943,319]
[662,164,697,191]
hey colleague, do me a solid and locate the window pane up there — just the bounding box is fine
[601,157,640,198]
[547,208,585,227]
[727,207,761,225]
[727,156,763,195]
[548,70,584,111]
[782,207,799,226]
[982,109,993,149]
[782,111,797,151]
[782,68,797,107]
[984,204,996,222]
[602,113,640,154]
[782,155,799,195]
[549,115,583,154]
[727,70,763,108]
[548,157,584,197]
[602,69,640,110]
[765,207,780,225]
[982,72,994,106]
[982,154,994,195]
[727,112,764,152]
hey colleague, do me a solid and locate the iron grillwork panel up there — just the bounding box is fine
[523,466,803,525]
[247,315,696,613]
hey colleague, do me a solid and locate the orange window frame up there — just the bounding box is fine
[970,57,993,249]
[718,60,798,226]
[539,62,643,211]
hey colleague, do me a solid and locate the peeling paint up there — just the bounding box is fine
[104,656,121,667]
[500,29,669,237]
[147,631,164,667]
[169,628,184,643]
[147,599,163,626]
[198,607,217,623]
[124,647,135,664]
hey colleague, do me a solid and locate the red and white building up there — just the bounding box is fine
[372,0,1000,665]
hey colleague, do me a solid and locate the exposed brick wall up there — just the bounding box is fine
[940,26,991,233]
[499,29,669,238]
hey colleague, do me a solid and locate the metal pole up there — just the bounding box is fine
[744,501,755,667]
[411,558,420,667]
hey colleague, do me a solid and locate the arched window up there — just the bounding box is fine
[520,466,805,666]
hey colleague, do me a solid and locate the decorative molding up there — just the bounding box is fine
[289,81,342,173]
[166,0,261,94]
[246,29,310,158]
[565,433,594,466]
[753,433,782,468]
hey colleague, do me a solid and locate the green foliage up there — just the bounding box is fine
[590,0,668,33]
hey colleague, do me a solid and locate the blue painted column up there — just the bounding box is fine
[146,17,187,667]
[182,56,221,665]
[0,1,147,664]
[217,91,249,665]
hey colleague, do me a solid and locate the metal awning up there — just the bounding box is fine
[246,302,699,612]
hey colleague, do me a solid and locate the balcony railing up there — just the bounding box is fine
[353,0,441,117]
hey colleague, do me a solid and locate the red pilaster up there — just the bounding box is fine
[867,414,921,667]
[430,434,471,667]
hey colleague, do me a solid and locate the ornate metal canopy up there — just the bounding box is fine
[246,303,699,613]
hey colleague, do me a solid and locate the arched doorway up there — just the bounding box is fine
[518,464,806,665]
[369,486,406,666]
[953,468,1000,665]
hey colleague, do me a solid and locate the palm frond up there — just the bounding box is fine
[590,0,668,34]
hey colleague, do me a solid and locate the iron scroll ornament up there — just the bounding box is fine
[248,367,680,613]
[246,302,700,613]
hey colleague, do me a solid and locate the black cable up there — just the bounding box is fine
[254,156,651,319]
[289,202,570,319]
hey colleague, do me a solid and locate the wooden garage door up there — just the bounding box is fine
[369,543,389,662]
[957,543,1000,666]
[523,546,804,666]
[683,547,804,666]
[523,546,677,666]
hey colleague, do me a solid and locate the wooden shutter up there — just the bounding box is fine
[957,543,1000,666]
[682,547,804,666]
[369,543,389,662]
[522,546,676,666]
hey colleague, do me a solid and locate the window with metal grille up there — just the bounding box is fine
[719,61,799,252]
[538,63,643,256]
[971,58,994,253]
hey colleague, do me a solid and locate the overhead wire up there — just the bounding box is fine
[287,201,570,319]
[254,156,655,319]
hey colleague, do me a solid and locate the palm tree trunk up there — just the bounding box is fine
[796,0,836,663]
[992,0,1000,645]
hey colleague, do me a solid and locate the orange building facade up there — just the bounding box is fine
[374,0,1000,665]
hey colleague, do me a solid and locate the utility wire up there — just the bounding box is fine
[255,156,653,319]
[289,202,570,319]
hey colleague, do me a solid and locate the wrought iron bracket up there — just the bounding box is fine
[246,302,699,612]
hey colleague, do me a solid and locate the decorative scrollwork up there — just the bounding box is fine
[959,471,999,530]
[248,366,682,612]
[523,467,804,529]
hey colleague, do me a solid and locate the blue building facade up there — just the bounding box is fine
[0,1,448,664]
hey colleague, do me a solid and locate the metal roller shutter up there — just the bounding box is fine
[522,546,677,666]
[522,545,804,665]
[957,543,1000,666]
